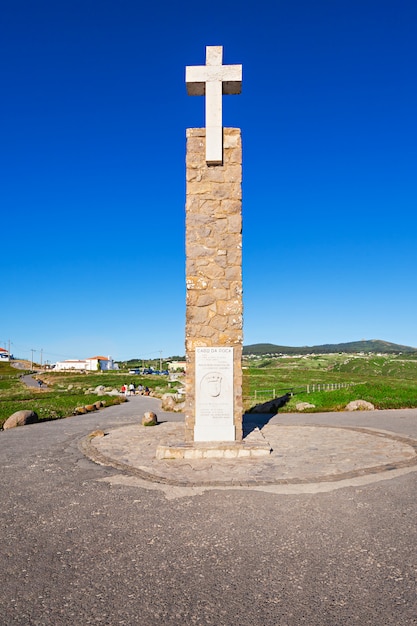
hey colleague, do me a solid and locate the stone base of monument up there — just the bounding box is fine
[155,427,271,460]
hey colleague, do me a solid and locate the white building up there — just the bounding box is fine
[54,355,118,372]
[167,360,187,372]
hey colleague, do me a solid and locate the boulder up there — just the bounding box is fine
[161,391,184,412]
[85,404,97,412]
[74,406,88,415]
[161,394,177,411]
[296,402,316,411]
[345,400,375,411]
[94,385,106,395]
[88,430,105,439]
[142,411,158,426]
[3,410,39,429]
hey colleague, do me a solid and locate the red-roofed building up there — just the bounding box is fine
[0,347,10,361]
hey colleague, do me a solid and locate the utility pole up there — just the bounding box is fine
[40,348,43,368]
[159,350,163,372]
[31,349,35,370]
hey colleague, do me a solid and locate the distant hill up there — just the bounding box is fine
[243,339,417,356]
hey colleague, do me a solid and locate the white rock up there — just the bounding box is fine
[345,400,375,411]
[296,402,316,411]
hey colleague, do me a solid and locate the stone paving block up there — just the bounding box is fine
[83,422,417,489]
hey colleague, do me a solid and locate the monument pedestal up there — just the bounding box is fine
[156,427,272,460]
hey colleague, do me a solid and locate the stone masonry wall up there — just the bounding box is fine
[185,128,243,442]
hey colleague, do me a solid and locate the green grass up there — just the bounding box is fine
[282,383,417,412]
[0,365,182,428]
[2,352,417,426]
[0,393,120,425]
[243,353,417,412]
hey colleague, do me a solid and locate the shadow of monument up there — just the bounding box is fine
[243,393,291,437]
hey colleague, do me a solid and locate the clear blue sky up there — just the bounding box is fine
[1,0,416,363]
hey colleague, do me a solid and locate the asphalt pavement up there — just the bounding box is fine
[1,396,417,625]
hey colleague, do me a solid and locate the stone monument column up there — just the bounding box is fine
[184,47,243,443]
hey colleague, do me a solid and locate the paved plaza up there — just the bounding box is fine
[84,416,417,494]
[1,395,417,625]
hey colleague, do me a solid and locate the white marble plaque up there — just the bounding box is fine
[194,347,235,442]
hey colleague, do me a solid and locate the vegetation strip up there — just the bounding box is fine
[2,349,417,428]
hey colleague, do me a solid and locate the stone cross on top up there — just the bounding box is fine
[186,46,242,165]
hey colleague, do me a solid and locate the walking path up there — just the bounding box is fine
[20,372,47,388]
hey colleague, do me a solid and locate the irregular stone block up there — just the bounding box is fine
[88,430,105,439]
[3,410,39,429]
[142,411,158,426]
[74,406,88,415]
[296,402,316,411]
[345,400,375,411]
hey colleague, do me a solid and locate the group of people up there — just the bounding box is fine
[120,383,150,397]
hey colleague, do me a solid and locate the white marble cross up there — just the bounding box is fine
[186,46,242,165]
